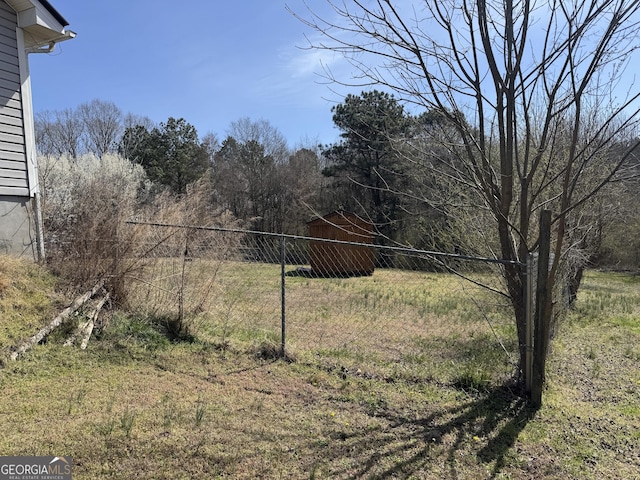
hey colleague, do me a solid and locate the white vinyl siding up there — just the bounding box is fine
[0,0,27,196]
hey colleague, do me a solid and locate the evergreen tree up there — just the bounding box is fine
[322,90,412,240]
[119,117,209,195]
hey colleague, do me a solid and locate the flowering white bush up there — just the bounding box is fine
[37,153,238,307]
[39,153,149,230]
[38,153,151,299]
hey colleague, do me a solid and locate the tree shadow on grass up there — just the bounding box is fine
[322,382,536,479]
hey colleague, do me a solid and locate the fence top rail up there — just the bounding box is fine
[126,220,524,267]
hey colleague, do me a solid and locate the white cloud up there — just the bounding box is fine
[283,45,342,79]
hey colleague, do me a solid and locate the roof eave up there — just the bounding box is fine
[6,0,73,49]
[34,0,67,26]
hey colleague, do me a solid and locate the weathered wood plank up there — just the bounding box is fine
[11,281,106,361]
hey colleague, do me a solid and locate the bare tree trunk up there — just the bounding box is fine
[566,266,584,308]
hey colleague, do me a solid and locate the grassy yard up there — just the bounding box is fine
[0,256,638,479]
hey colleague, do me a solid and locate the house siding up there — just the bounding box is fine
[0,0,27,197]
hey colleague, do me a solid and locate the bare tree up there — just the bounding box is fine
[280,147,326,234]
[228,117,289,164]
[35,109,83,159]
[34,111,56,157]
[78,99,123,158]
[292,0,640,393]
[596,172,640,268]
[123,113,156,131]
[213,119,293,232]
[201,131,220,161]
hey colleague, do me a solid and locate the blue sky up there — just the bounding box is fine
[28,1,354,147]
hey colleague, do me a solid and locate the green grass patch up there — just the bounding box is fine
[0,258,638,478]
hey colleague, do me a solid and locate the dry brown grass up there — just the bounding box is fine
[0,256,11,295]
[0,256,61,361]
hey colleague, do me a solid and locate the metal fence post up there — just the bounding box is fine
[280,235,286,358]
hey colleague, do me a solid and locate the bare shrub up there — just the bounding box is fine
[40,153,150,304]
[40,154,242,343]
[125,177,243,339]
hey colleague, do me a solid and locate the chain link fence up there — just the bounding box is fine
[122,221,523,385]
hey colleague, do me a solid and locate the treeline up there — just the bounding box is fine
[36,101,332,236]
[35,94,639,270]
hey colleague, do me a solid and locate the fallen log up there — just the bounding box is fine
[80,292,110,350]
[63,291,109,348]
[62,320,87,347]
[11,280,105,360]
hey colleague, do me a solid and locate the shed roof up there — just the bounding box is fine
[307,211,374,241]
[307,210,373,227]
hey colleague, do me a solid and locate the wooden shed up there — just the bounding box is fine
[307,211,375,276]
